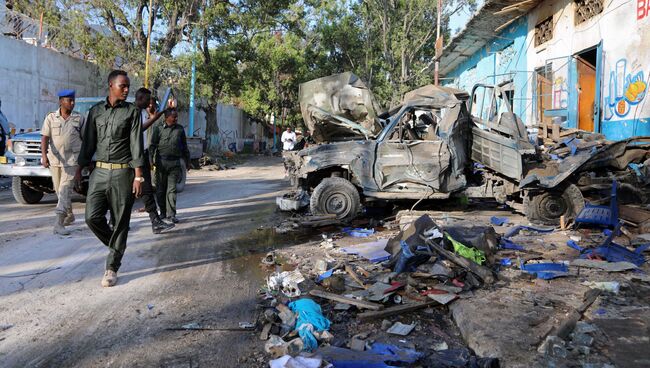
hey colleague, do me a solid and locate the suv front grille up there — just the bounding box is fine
[25,141,41,155]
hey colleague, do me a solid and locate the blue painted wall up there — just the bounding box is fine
[444,17,529,122]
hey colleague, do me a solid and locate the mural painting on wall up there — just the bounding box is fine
[552,76,569,109]
[604,58,647,120]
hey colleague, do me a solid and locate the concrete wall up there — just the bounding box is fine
[0,35,105,132]
[213,103,268,152]
[527,0,650,139]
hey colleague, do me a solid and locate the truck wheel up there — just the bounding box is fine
[11,176,44,204]
[176,159,187,193]
[525,184,584,226]
[310,177,361,221]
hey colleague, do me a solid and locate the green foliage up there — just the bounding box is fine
[13,0,474,127]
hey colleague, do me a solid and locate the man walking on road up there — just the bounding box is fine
[76,70,145,287]
[41,89,84,235]
[281,127,296,151]
[134,88,174,234]
[150,109,190,224]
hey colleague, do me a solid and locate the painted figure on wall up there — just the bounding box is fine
[552,76,569,109]
[604,58,647,120]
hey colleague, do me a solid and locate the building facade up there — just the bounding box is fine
[441,0,650,140]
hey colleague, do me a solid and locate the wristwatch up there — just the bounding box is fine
[134,177,145,183]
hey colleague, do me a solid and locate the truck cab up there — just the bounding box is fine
[0,98,101,204]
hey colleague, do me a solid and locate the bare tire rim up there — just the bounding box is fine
[539,194,568,219]
[324,192,352,217]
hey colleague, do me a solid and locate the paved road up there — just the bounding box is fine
[0,156,289,367]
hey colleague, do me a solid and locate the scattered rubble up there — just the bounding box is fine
[251,202,650,367]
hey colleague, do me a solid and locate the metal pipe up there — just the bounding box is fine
[435,0,442,85]
[188,30,197,137]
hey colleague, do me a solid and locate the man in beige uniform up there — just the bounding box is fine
[41,89,84,235]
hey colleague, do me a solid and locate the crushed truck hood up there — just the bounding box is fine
[299,72,384,143]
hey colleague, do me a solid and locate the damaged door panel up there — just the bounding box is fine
[375,140,451,193]
[469,82,537,181]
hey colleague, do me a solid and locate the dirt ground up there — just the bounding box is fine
[0,155,305,367]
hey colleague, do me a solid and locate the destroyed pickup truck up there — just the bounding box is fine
[283,72,650,225]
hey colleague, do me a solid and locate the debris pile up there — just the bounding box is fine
[251,203,650,367]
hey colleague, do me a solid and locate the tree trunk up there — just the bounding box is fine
[204,104,220,154]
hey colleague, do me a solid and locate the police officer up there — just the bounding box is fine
[76,70,145,288]
[134,87,174,234]
[41,89,84,235]
[150,109,190,224]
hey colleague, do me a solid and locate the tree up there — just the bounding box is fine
[12,0,199,78]
[360,0,471,106]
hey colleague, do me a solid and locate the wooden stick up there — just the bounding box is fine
[309,289,383,311]
[345,265,367,289]
[358,300,439,320]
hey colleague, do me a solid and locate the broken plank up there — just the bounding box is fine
[345,265,368,289]
[309,289,383,311]
[358,300,439,320]
[619,205,650,225]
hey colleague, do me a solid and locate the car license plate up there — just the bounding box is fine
[0,156,7,164]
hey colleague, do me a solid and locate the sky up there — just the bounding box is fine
[448,0,485,38]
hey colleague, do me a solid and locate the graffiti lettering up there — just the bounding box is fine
[604,58,648,120]
[639,0,649,21]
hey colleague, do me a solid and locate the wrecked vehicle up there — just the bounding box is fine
[284,73,650,225]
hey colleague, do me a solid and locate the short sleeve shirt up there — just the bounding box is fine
[41,110,84,167]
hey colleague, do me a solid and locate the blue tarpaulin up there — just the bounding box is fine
[317,343,423,368]
[500,238,525,251]
[520,261,569,280]
[343,227,375,237]
[490,216,508,226]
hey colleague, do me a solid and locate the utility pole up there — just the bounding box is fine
[188,29,197,137]
[434,0,442,85]
[144,0,153,88]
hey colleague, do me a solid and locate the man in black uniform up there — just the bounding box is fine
[134,88,174,234]
[76,70,145,288]
[150,109,190,224]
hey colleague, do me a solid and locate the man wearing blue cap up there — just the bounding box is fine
[41,89,84,235]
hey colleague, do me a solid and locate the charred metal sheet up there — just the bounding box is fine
[521,137,650,189]
[286,140,378,190]
[299,72,384,143]
[471,126,525,181]
[402,84,469,105]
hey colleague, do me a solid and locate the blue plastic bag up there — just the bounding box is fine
[288,298,331,352]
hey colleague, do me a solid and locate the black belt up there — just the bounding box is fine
[160,155,180,160]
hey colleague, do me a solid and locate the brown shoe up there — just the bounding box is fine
[101,270,118,287]
[63,211,75,226]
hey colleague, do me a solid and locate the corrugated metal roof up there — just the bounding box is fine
[440,0,540,76]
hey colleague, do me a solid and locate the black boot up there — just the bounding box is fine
[150,212,174,234]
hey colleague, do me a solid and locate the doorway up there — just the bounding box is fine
[575,47,598,131]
